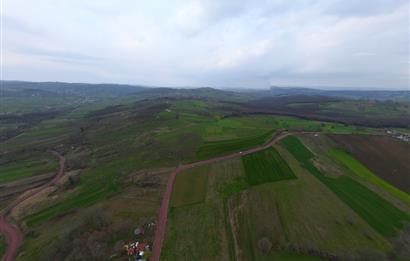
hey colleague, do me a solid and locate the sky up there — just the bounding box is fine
[2,0,409,89]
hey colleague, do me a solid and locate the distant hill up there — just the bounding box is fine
[2,80,408,102]
[264,86,409,101]
[1,81,248,103]
[1,81,149,98]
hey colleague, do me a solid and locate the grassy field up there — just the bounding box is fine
[197,130,274,160]
[0,157,58,184]
[24,159,126,227]
[242,146,296,185]
[162,158,243,261]
[195,114,374,161]
[328,148,410,206]
[281,136,410,238]
[170,165,209,208]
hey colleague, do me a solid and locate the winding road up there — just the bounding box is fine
[151,131,293,261]
[0,151,66,261]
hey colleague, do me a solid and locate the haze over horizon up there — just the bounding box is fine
[3,0,409,90]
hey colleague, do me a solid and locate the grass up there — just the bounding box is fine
[24,160,122,227]
[197,130,274,160]
[329,148,410,205]
[281,136,410,238]
[263,251,324,260]
[170,165,209,208]
[0,158,58,184]
[161,203,225,261]
[242,146,296,185]
[25,181,118,227]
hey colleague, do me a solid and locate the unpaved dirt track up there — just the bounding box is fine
[0,151,65,261]
[151,132,294,261]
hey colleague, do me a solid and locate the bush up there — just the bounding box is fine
[258,237,272,254]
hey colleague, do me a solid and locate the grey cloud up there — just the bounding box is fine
[323,0,408,17]
[3,0,409,89]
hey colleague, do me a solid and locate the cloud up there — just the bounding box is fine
[323,0,408,17]
[3,0,409,89]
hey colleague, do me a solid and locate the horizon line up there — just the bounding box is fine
[1,79,409,92]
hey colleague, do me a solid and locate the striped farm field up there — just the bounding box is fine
[242,146,296,186]
[281,136,410,238]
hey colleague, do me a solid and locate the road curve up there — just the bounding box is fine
[0,151,65,261]
[151,132,293,261]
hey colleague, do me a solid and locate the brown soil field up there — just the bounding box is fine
[328,134,410,194]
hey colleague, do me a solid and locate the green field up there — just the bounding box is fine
[242,146,296,185]
[197,130,274,160]
[170,166,209,208]
[281,136,410,237]
[162,159,243,261]
[328,148,410,205]
[0,158,58,184]
[24,159,123,227]
[195,113,373,161]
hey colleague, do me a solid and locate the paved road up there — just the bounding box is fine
[151,132,293,261]
[0,151,65,261]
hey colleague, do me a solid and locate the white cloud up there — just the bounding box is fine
[2,0,409,89]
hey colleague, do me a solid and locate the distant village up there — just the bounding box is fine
[386,130,410,142]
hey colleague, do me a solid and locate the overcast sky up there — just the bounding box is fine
[2,0,409,89]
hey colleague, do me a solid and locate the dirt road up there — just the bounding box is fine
[0,151,65,261]
[151,132,293,261]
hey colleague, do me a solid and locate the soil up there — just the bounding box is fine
[329,134,410,194]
